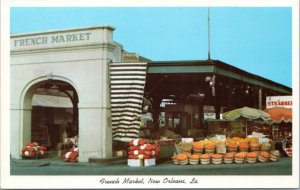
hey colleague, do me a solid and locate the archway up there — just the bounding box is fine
[21,77,79,157]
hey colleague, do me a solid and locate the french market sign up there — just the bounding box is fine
[266,96,292,109]
[13,32,92,47]
[10,26,114,51]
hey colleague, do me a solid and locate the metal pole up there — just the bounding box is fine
[208,8,211,60]
[259,87,262,109]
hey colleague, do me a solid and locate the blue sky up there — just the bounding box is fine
[10,7,292,87]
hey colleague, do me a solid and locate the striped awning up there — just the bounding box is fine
[110,62,148,142]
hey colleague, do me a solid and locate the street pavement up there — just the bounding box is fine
[10,156,292,175]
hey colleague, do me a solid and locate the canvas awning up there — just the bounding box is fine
[222,106,270,121]
[32,94,73,108]
[263,107,292,124]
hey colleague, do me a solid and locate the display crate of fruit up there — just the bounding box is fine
[216,143,226,154]
[234,152,246,164]
[200,154,211,165]
[171,155,179,165]
[179,143,193,154]
[188,154,200,165]
[250,142,260,151]
[258,151,270,163]
[246,152,258,163]
[205,144,215,154]
[270,150,280,162]
[224,153,234,164]
[260,142,271,152]
[227,143,238,153]
[21,142,48,160]
[211,154,223,164]
[177,153,189,165]
[239,143,249,152]
[192,142,203,154]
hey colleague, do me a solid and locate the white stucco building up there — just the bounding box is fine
[11,26,122,162]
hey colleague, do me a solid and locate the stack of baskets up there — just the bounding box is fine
[188,154,200,165]
[216,143,226,154]
[177,153,189,165]
[171,155,179,165]
[192,143,203,155]
[223,153,234,164]
[180,143,193,154]
[246,152,258,163]
[205,144,215,155]
[260,142,271,153]
[227,143,238,153]
[250,142,260,152]
[234,152,246,164]
[270,150,280,162]
[258,151,270,163]
[211,154,223,164]
[239,143,249,152]
[200,154,211,165]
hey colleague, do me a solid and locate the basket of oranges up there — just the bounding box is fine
[177,153,189,165]
[188,154,200,165]
[258,151,270,163]
[234,152,246,164]
[200,154,211,165]
[246,152,258,163]
[227,142,238,153]
[239,143,249,152]
[192,142,204,154]
[211,154,223,164]
[250,142,260,152]
[205,144,215,155]
[224,153,234,164]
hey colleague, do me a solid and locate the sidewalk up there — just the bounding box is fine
[11,154,127,167]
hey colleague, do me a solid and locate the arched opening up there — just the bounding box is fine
[22,78,79,157]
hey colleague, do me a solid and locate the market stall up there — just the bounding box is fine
[222,106,270,137]
[263,107,292,157]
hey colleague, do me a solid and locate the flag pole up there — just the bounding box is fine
[208,7,211,60]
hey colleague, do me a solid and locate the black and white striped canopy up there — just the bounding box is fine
[109,62,148,142]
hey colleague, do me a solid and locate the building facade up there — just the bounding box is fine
[11,26,121,162]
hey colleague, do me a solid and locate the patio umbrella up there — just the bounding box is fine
[223,106,270,121]
[263,107,292,124]
[222,106,270,136]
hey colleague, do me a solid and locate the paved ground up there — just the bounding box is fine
[10,156,292,175]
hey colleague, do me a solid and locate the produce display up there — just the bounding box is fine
[246,152,258,163]
[211,154,223,164]
[200,154,210,165]
[258,151,270,163]
[188,154,200,165]
[224,153,234,164]
[270,150,280,161]
[234,152,246,164]
[127,139,160,159]
[172,137,281,166]
[21,142,48,159]
[62,147,79,162]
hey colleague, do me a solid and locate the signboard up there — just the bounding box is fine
[204,113,216,120]
[266,96,292,109]
[11,26,114,51]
